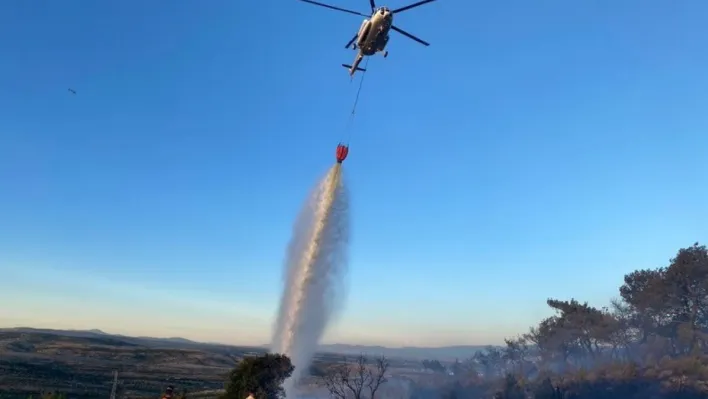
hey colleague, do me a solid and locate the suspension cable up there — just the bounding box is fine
[343,57,370,146]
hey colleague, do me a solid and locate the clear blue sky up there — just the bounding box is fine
[1,1,707,347]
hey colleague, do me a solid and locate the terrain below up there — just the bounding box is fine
[0,328,264,399]
[0,328,483,399]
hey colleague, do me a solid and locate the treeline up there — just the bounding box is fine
[416,242,708,399]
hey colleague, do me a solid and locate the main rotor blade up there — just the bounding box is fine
[298,0,369,17]
[345,34,358,48]
[391,0,436,14]
[369,0,376,13]
[391,25,429,46]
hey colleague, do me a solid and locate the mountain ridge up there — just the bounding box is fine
[0,327,489,360]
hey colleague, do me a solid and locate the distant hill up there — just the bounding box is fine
[316,343,489,360]
[0,327,240,351]
[0,327,258,397]
[0,327,488,360]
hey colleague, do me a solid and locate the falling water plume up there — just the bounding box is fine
[271,163,350,398]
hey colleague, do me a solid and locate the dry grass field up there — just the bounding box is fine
[0,329,265,399]
[0,329,424,399]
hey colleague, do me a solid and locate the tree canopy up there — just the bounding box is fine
[221,353,294,399]
[416,242,708,399]
[422,359,447,374]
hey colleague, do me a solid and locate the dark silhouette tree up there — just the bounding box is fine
[450,358,464,376]
[410,243,708,399]
[618,243,708,358]
[221,353,294,399]
[502,337,532,377]
[496,374,525,399]
[422,359,446,373]
[472,347,505,378]
[662,243,708,353]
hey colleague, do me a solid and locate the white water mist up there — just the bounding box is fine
[271,164,350,398]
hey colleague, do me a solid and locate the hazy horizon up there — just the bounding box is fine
[0,260,526,347]
[0,322,494,349]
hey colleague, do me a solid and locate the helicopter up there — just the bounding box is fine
[298,0,437,77]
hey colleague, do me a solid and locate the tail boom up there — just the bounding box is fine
[342,54,366,76]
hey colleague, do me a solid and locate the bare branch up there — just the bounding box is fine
[366,356,389,399]
[318,354,389,399]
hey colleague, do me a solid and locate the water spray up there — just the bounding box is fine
[271,148,351,398]
[271,53,364,399]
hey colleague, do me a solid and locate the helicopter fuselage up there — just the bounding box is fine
[355,8,393,56]
[298,0,435,77]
